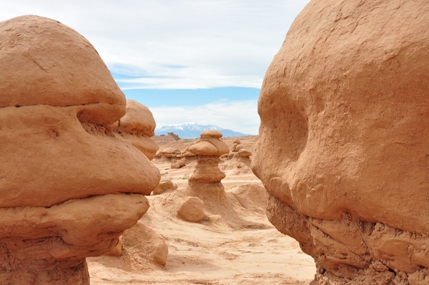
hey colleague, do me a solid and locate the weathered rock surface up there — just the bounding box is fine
[152,180,178,195]
[230,184,267,215]
[0,15,124,122]
[0,15,160,284]
[0,16,160,209]
[112,99,159,160]
[237,148,251,158]
[104,236,124,257]
[122,221,168,268]
[252,1,429,284]
[178,197,205,223]
[231,139,241,152]
[185,130,229,201]
[171,157,186,169]
[222,138,252,174]
[189,130,229,157]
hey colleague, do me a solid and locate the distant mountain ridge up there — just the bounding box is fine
[155,122,248,139]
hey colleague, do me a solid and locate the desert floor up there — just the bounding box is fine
[88,136,316,284]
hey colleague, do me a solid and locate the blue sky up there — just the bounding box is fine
[122,88,260,107]
[1,0,311,134]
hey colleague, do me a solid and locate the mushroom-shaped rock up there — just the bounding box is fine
[201,129,223,139]
[188,130,229,184]
[0,15,160,284]
[178,197,205,223]
[0,16,124,123]
[189,130,230,156]
[113,100,159,160]
[252,1,429,284]
[185,130,229,200]
[0,16,160,208]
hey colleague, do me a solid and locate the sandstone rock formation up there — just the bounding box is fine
[222,138,252,174]
[181,147,197,164]
[109,100,168,264]
[104,236,124,257]
[112,99,159,160]
[178,196,205,223]
[154,143,197,167]
[152,180,178,195]
[0,15,160,284]
[122,221,168,268]
[186,130,229,200]
[252,1,429,284]
[155,147,189,169]
[231,139,241,152]
[171,157,186,169]
[230,184,267,215]
[157,147,181,160]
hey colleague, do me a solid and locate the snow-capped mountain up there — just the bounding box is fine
[155,122,248,139]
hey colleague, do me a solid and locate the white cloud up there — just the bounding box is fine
[117,74,263,90]
[151,100,260,135]
[0,0,310,89]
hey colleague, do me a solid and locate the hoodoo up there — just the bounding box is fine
[0,15,160,284]
[186,130,229,200]
[252,1,429,284]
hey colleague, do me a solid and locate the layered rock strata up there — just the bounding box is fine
[252,1,429,284]
[186,130,229,200]
[0,15,159,284]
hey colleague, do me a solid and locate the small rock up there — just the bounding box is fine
[171,158,186,169]
[152,180,178,195]
[178,197,205,222]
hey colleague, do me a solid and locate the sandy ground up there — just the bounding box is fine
[88,136,316,284]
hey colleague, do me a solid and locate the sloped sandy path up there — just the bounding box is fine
[89,208,314,284]
[88,144,316,284]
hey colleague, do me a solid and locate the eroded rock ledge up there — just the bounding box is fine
[0,194,149,284]
[267,194,429,284]
[252,0,429,284]
[0,15,160,284]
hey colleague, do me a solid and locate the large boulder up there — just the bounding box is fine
[252,1,429,284]
[0,15,160,284]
